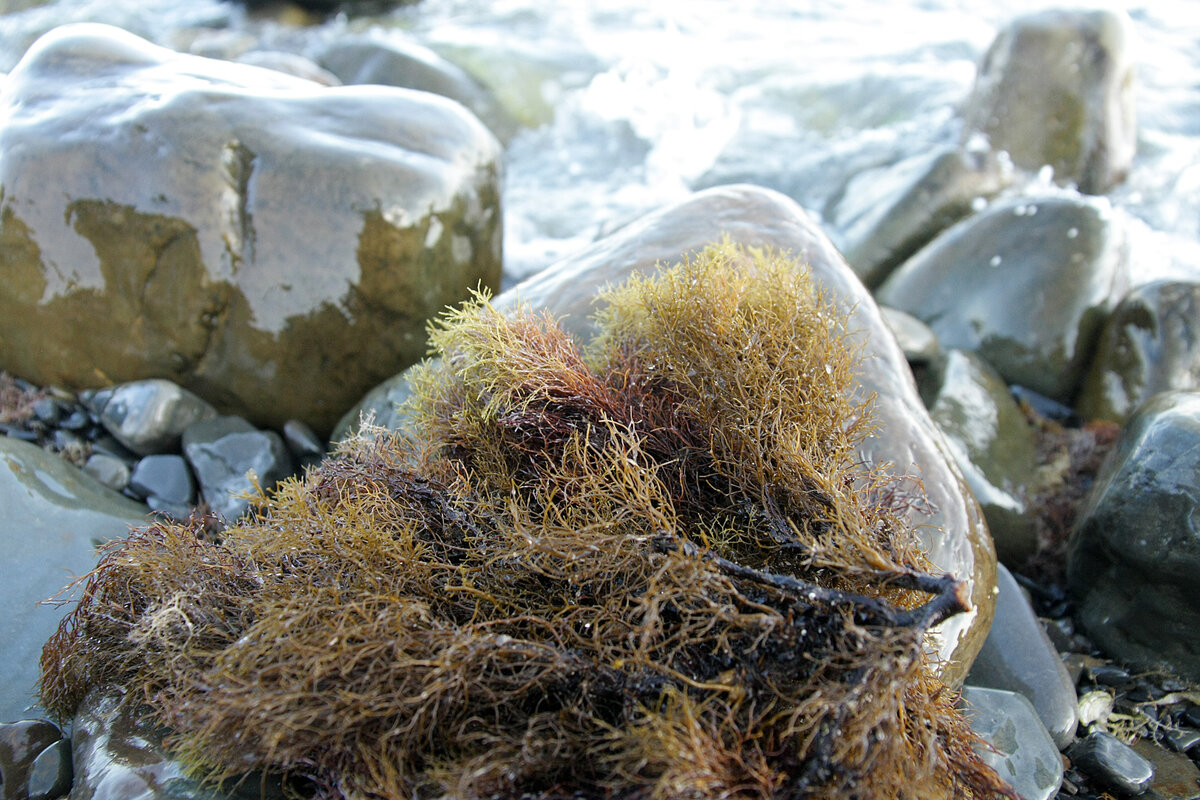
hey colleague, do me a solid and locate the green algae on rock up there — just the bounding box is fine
[40,242,1015,800]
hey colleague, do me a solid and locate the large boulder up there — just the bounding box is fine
[0,23,502,435]
[343,184,998,684]
[876,194,1129,404]
[961,9,1136,194]
[0,437,147,722]
[1067,390,1200,681]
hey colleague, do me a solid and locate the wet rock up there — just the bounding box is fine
[835,145,1013,287]
[25,737,71,800]
[960,685,1064,800]
[344,184,999,682]
[876,194,1129,403]
[0,23,502,435]
[129,454,196,511]
[319,36,518,142]
[281,419,325,470]
[1132,739,1200,800]
[182,416,294,522]
[961,9,1136,194]
[0,719,64,800]
[69,690,282,800]
[1068,731,1154,795]
[879,306,942,371]
[1077,280,1200,423]
[966,564,1078,748]
[234,50,340,86]
[81,453,132,494]
[1067,390,1200,681]
[925,350,1041,565]
[0,438,147,721]
[87,379,217,456]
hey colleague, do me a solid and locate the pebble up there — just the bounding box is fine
[25,738,72,800]
[88,379,218,456]
[1068,731,1155,796]
[960,685,1064,800]
[83,453,132,493]
[183,416,295,522]
[0,719,66,800]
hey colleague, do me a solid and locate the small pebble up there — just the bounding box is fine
[1163,727,1200,755]
[26,738,72,800]
[1085,664,1132,688]
[83,453,132,493]
[1069,731,1155,795]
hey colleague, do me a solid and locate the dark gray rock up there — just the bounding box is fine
[924,350,1040,565]
[0,438,147,722]
[961,9,1136,194]
[182,416,294,522]
[879,306,942,369]
[90,379,218,456]
[25,737,71,800]
[129,454,196,506]
[1067,390,1200,681]
[0,23,503,435]
[876,194,1129,403]
[82,453,132,494]
[835,145,1013,287]
[1069,731,1154,795]
[1077,280,1200,424]
[0,720,63,800]
[281,419,325,470]
[960,685,1064,800]
[341,184,1000,684]
[966,564,1078,748]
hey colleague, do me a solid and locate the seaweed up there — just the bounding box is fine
[40,241,1015,799]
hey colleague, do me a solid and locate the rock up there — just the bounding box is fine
[1067,390,1200,681]
[879,306,942,371]
[182,416,294,522]
[87,379,218,457]
[961,9,1136,194]
[966,564,1078,748]
[0,437,147,721]
[68,691,282,800]
[234,50,340,86]
[1076,280,1200,423]
[0,23,502,435]
[25,737,71,800]
[1131,739,1200,800]
[319,36,518,142]
[876,194,1129,403]
[925,350,1040,565]
[343,184,998,683]
[128,454,197,508]
[1068,731,1155,795]
[960,685,1064,800]
[281,419,325,470]
[82,453,132,494]
[0,719,64,800]
[835,145,1013,287]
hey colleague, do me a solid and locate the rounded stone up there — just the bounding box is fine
[961,9,1136,194]
[0,719,63,800]
[25,738,72,800]
[129,454,196,506]
[876,194,1129,403]
[182,416,294,522]
[1067,390,1200,680]
[92,379,218,456]
[1068,731,1154,795]
[0,23,502,435]
[960,686,1064,800]
[343,184,999,683]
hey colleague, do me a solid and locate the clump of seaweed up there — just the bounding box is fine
[41,242,1015,800]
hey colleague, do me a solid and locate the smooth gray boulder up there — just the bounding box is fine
[876,194,1129,403]
[960,686,1064,800]
[1076,280,1200,423]
[0,23,502,435]
[341,184,999,685]
[1067,390,1200,681]
[0,437,147,721]
[961,9,1136,194]
[86,379,218,456]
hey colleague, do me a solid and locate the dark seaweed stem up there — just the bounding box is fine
[667,538,970,633]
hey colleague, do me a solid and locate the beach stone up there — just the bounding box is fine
[835,145,1013,287]
[880,306,942,370]
[281,419,325,470]
[182,416,294,522]
[1077,281,1200,424]
[234,50,340,86]
[25,737,71,800]
[0,720,64,800]
[966,564,1078,748]
[961,9,1136,194]
[88,379,217,457]
[0,23,502,435]
[960,685,1064,800]
[129,454,196,507]
[0,437,147,721]
[1132,739,1200,800]
[876,194,1129,403]
[1069,731,1155,795]
[925,350,1041,565]
[1067,390,1200,681]
[68,691,283,800]
[319,36,517,142]
[82,453,132,494]
[342,184,999,683]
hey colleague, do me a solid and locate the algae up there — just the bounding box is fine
[40,242,1014,799]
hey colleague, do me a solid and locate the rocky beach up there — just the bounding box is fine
[1,1,1199,799]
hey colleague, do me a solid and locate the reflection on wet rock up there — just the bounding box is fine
[0,23,502,435]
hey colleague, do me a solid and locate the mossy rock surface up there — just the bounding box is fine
[0,23,502,435]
